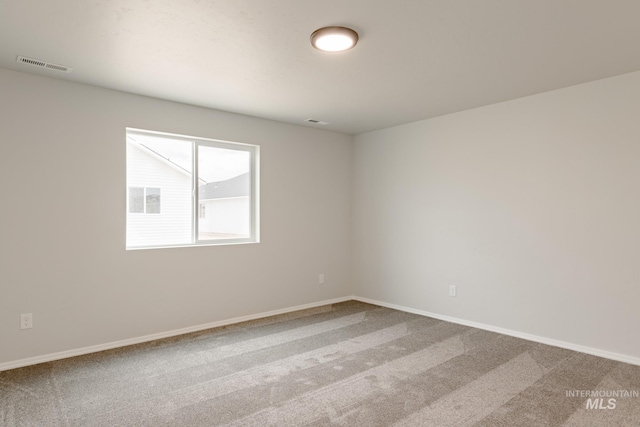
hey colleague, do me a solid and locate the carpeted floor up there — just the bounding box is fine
[1,301,639,426]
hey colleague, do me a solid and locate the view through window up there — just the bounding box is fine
[126,128,259,249]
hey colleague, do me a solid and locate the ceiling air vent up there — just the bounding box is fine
[305,118,329,125]
[16,56,73,73]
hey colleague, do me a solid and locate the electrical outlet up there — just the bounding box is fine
[319,274,325,284]
[20,313,33,330]
[449,285,457,297]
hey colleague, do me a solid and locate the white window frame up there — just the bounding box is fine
[126,128,260,250]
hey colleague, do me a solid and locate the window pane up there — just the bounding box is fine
[146,187,161,214]
[198,146,251,241]
[126,128,258,249]
[126,135,192,247]
[128,187,144,213]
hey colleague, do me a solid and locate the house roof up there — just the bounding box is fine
[199,173,249,200]
[129,137,209,185]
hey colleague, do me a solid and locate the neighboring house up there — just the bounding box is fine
[126,140,192,247]
[198,173,250,238]
[127,139,249,246]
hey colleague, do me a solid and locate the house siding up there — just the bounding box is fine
[199,196,250,236]
[126,142,192,247]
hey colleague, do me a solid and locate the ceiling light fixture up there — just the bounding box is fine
[310,26,359,52]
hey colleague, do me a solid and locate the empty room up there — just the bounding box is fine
[1,1,639,426]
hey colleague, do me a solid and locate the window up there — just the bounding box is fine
[126,128,259,249]
[128,187,144,213]
[128,187,161,214]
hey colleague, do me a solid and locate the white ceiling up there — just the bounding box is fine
[2,0,640,135]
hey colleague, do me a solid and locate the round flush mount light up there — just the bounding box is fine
[310,26,359,52]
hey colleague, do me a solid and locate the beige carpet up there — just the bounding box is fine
[1,301,639,426]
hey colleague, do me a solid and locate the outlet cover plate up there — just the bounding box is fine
[20,313,33,329]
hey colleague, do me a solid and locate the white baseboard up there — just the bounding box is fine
[3,295,638,371]
[0,296,353,372]
[353,296,640,367]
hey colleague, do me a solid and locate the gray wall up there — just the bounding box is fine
[0,68,353,366]
[353,71,640,360]
[3,65,640,368]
